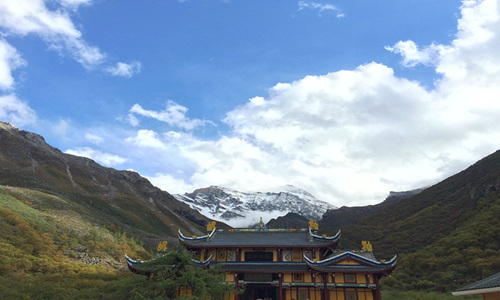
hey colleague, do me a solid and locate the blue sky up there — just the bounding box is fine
[1,0,500,206]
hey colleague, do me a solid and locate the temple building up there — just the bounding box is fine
[127,220,396,300]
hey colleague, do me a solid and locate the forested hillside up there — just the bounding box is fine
[323,150,500,292]
[0,185,151,298]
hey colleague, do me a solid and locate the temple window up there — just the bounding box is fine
[293,273,304,282]
[292,248,302,261]
[346,290,356,300]
[244,251,273,261]
[217,249,226,261]
[344,273,356,283]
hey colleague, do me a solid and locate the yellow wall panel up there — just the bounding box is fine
[356,273,366,283]
[330,288,344,300]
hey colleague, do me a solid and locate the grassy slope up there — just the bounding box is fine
[0,185,151,299]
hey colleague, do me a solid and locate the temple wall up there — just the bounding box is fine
[328,288,374,300]
[484,292,500,300]
[284,286,322,300]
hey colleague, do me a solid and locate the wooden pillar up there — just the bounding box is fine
[374,275,382,300]
[323,273,328,300]
[279,273,284,300]
[234,273,240,300]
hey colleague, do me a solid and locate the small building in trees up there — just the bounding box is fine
[452,272,500,300]
[127,220,396,300]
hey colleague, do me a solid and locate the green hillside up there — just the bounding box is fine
[323,150,500,292]
[0,122,209,249]
[0,185,154,299]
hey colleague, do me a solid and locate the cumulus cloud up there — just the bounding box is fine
[0,0,105,69]
[130,0,500,206]
[0,39,26,90]
[298,1,344,18]
[105,61,142,78]
[147,172,194,195]
[65,146,129,167]
[0,94,37,126]
[125,129,167,149]
[385,41,449,68]
[128,101,214,131]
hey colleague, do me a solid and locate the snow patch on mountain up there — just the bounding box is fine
[173,185,337,228]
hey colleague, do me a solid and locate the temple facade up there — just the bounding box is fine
[126,220,396,300]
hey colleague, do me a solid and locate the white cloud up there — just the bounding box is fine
[0,94,37,126]
[125,129,167,149]
[129,101,214,131]
[385,41,448,68]
[59,0,93,11]
[65,146,129,167]
[0,39,26,90]
[147,172,194,195]
[298,1,344,18]
[140,0,500,206]
[0,0,105,69]
[85,133,104,145]
[52,119,70,137]
[106,61,142,78]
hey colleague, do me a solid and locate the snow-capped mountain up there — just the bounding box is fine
[173,185,337,228]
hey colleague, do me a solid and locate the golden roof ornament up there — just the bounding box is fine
[206,221,216,232]
[361,240,373,252]
[309,220,319,231]
[157,241,168,252]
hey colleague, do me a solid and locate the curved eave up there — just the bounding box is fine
[192,254,213,267]
[124,253,211,274]
[307,262,397,275]
[310,229,341,243]
[304,252,397,268]
[124,254,152,275]
[125,254,140,266]
[178,228,216,243]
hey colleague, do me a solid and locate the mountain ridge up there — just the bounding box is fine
[174,184,337,227]
[0,121,210,247]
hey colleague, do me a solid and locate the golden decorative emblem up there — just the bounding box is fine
[207,221,216,232]
[361,240,373,252]
[308,220,319,230]
[157,241,168,252]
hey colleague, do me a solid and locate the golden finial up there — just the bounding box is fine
[157,241,168,252]
[361,241,373,252]
[308,220,319,230]
[207,221,216,232]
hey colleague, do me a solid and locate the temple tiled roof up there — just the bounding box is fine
[304,251,397,275]
[453,272,500,296]
[178,228,341,248]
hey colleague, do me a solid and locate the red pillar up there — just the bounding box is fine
[279,273,284,300]
[323,274,328,300]
[374,276,382,300]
